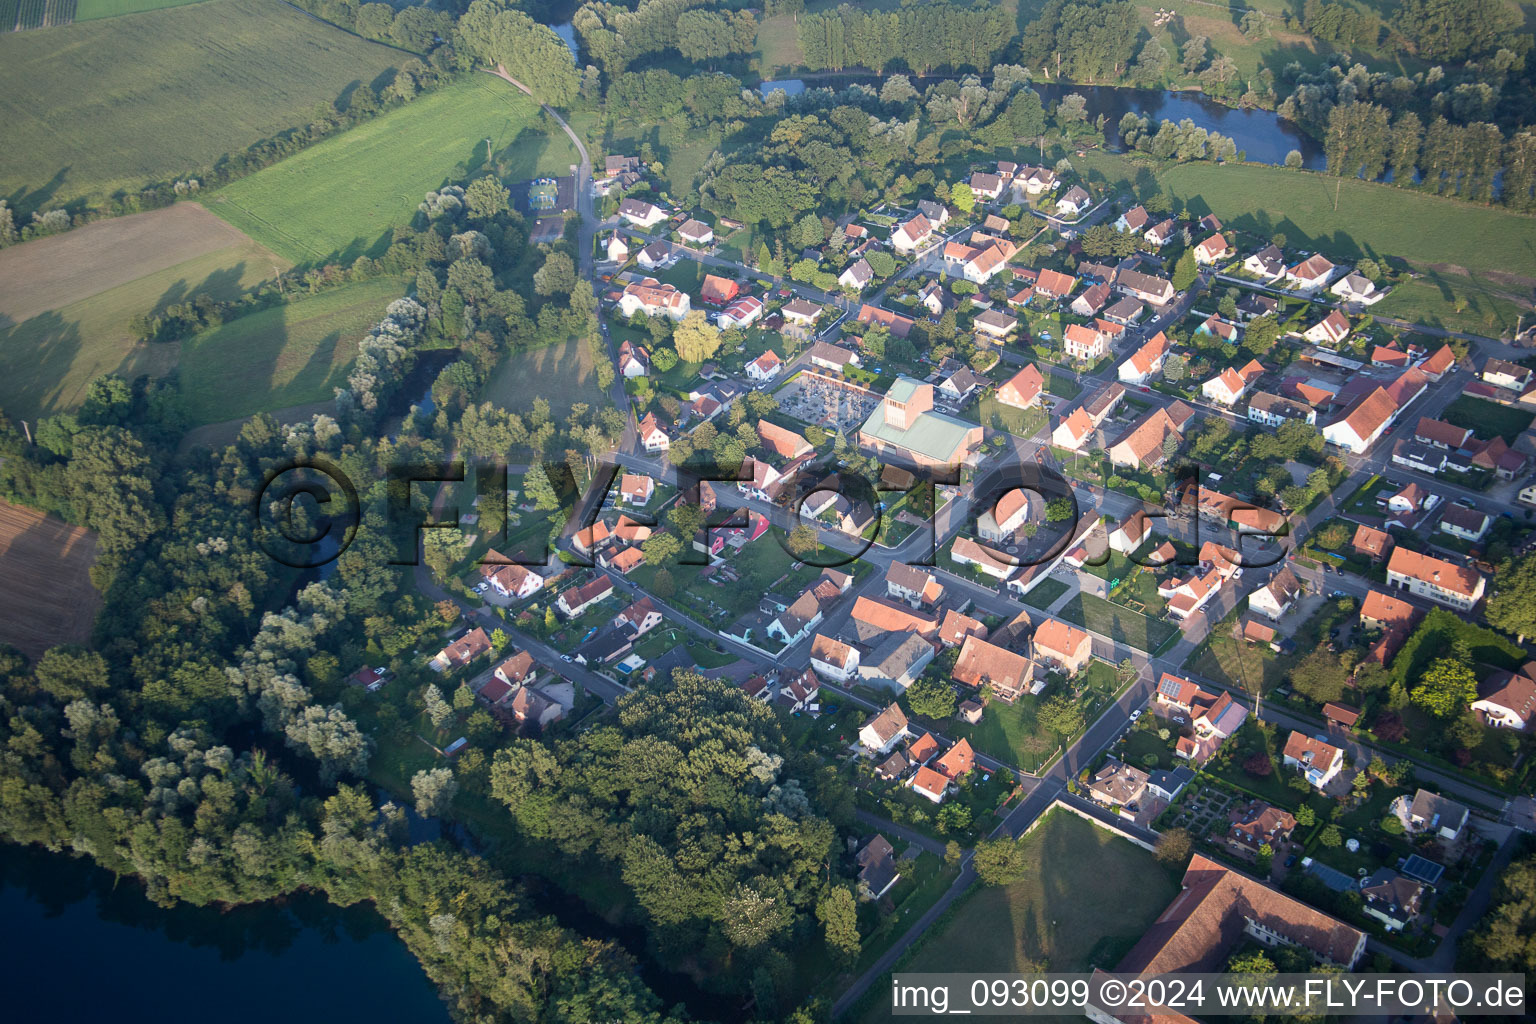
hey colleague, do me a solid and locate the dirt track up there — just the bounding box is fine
[0,499,100,659]
[0,204,283,326]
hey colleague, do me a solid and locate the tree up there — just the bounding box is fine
[1045,497,1074,522]
[936,802,972,835]
[671,310,723,362]
[1381,814,1405,835]
[951,182,977,213]
[423,685,454,730]
[1284,150,1304,169]
[1318,824,1343,847]
[1412,657,1478,718]
[1227,949,1276,974]
[944,840,962,866]
[973,837,1028,885]
[1037,695,1084,736]
[907,676,957,719]
[1486,553,1536,641]
[816,888,860,965]
[1154,827,1193,865]
[1171,250,1198,292]
[464,176,510,220]
[1315,522,1350,550]
[453,683,475,711]
[787,523,820,558]
[1295,804,1317,827]
[412,767,459,816]
[1291,649,1349,705]
[1163,353,1187,381]
[641,530,682,566]
[533,251,577,297]
[1180,35,1208,74]
[1242,314,1282,356]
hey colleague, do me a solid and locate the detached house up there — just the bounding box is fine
[1202,360,1264,407]
[1282,732,1345,790]
[1391,789,1470,841]
[482,558,545,600]
[1114,205,1151,233]
[1114,268,1175,306]
[810,634,859,682]
[838,258,874,292]
[969,171,1004,200]
[1056,185,1091,216]
[1033,268,1077,301]
[616,339,649,378]
[1071,282,1111,317]
[1482,358,1532,392]
[997,363,1044,410]
[1249,566,1302,621]
[431,628,491,671]
[1331,272,1382,304]
[859,703,911,754]
[745,349,783,383]
[605,233,629,262]
[619,278,690,319]
[636,413,670,453]
[1108,407,1184,470]
[917,199,950,226]
[1063,322,1108,362]
[676,218,713,246]
[1473,663,1536,729]
[636,240,671,269]
[1286,254,1335,292]
[1303,310,1352,347]
[1194,233,1231,264]
[891,213,935,253]
[1032,618,1092,676]
[1386,548,1485,610]
[619,473,654,506]
[1244,244,1286,281]
[618,197,668,228]
[1118,331,1169,385]
[557,576,613,618]
[885,562,944,608]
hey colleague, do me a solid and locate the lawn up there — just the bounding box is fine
[0,0,404,213]
[0,231,276,422]
[856,809,1180,1024]
[1441,396,1534,445]
[1374,275,1532,337]
[947,695,1061,773]
[970,394,1047,439]
[480,336,607,420]
[1018,575,1069,610]
[207,77,577,263]
[1058,592,1178,654]
[176,276,406,424]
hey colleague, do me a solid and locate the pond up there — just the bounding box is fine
[0,842,449,1023]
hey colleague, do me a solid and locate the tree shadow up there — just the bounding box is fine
[0,311,83,423]
[4,166,71,218]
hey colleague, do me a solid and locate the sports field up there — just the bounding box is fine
[0,499,101,660]
[0,0,402,212]
[0,206,281,422]
[205,77,579,263]
[177,276,405,424]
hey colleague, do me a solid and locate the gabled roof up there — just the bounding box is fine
[953,635,1032,692]
[936,738,976,780]
[1352,524,1392,558]
[1034,268,1076,297]
[1290,253,1335,280]
[1283,731,1342,768]
[811,633,856,668]
[1033,618,1089,658]
[1126,331,1169,375]
[851,596,938,636]
[862,703,909,745]
[1477,665,1536,720]
[1386,548,1483,597]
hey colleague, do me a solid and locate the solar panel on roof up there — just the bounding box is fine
[1401,854,1444,885]
[1304,859,1357,893]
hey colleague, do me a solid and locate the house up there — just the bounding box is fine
[636,240,671,269]
[938,608,988,647]
[910,765,950,803]
[605,154,642,176]
[781,298,822,326]
[1197,314,1239,344]
[957,698,984,724]
[431,627,491,671]
[350,666,390,692]
[938,366,984,403]
[740,675,771,703]
[557,576,613,618]
[973,308,1018,340]
[1118,331,1169,384]
[1351,524,1393,562]
[1143,218,1176,247]
[1107,407,1184,470]
[858,632,936,692]
[1162,566,1224,620]
[1322,386,1398,454]
[807,341,860,372]
[917,200,950,226]
[490,651,536,690]
[1103,854,1366,980]
[1052,407,1095,450]
[917,281,951,318]
[1392,789,1469,841]
[509,685,564,729]
[983,213,1010,234]
[738,456,782,501]
[1228,801,1297,851]
[636,412,669,453]
[1419,345,1456,381]
[1249,566,1302,621]
[766,577,838,645]
[618,197,668,228]
[1056,185,1091,216]
[1481,357,1532,392]
[605,233,629,262]
[1303,310,1351,347]
[969,171,1004,200]
[1032,618,1092,676]
[1114,268,1175,306]
[886,562,944,607]
[677,218,713,246]
[571,517,614,557]
[610,514,653,547]
[890,214,935,253]
[1015,165,1056,196]
[1286,253,1335,291]
[977,489,1031,542]
[957,241,1012,284]
[1371,344,1409,369]
[1473,663,1536,729]
[619,473,654,506]
[849,595,937,644]
[855,835,901,899]
[1237,292,1280,319]
[714,295,763,329]
[997,364,1044,410]
[1386,548,1485,610]
[482,558,545,600]
[1089,759,1151,814]
[599,545,645,575]
[1102,295,1145,325]
[700,274,740,305]
[1202,360,1264,407]
[1033,268,1077,300]
[856,304,915,338]
[1360,869,1424,932]
[777,668,820,712]
[1109,512,1152,555]
[616,339,649,378]
[953,635,1037,702]
[858,376,984,468]
[1247,391,1316,427]
[756,420,810,460]
[1282,732,1345,790]
[1194,233,1231,264]
[1321,702,1361,730]
[810,633,859,682]
[1114,205,1150,233]
[1415,417,1474,450]
[1063,322,1108,362]
[619,278,690,319]
[859,703,911,753]
[1243,244,1286,281]
[838,258,874,291]
[1440,505,1491,542]
[1359,589,1418,666]
[949,535,1015,581]
[745,349,783,383]
[936,738,976,780]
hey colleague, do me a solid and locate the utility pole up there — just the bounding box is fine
[273,265,284,295]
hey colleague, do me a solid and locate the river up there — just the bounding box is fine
[0,842,449,1022]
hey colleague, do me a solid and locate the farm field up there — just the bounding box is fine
[206,77,579,263]
[0,499,101,660]
[481,337,607,419]
[0,0,404,213]
[177,276,405,425]
[0,220,278,422]
[75,0,210,19]
[854,809,1178,1024]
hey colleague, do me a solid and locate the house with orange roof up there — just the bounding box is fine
[1202,360,1264,407]
[1118,331,1169,384]
[1322,385,1398,454]
[610,514,652,546]
[599,545,645,575]
[1282,731,1345,789]
[1193,233,1231,264]
[1351,524,1393,562]
[810,633,859,682]
[1286,253,1336,292]
[1386,548,1485,610]
[849,595,939,644]
[1064,322,1108,362]
[1418,345,1455,381]
[1303,309,1352,347]
[977,489,1031,542]
[936,738,976,780]
[745,349,783,383]
[481,558,546,601]
[1032,618,1092,676]
[1473,664,1536,729]
[1052,406,1095,450]
[1161,565,1224,620]
[997,363,1045,410]
[938,608,989,647]
[907,732,940,765]
[637,412,670,452]
[1108,407,1184,470]
[619,277,691,319]
[910,765,950,803]
[431,627,492,671]
[953,635,1037,702]
[1033,268,1077,300]
[620,473,654,505]
[891,213,935,253]
[756,420,811,460]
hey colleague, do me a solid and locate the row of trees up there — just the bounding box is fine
[796,2,1014,75]
[575,0,756,74]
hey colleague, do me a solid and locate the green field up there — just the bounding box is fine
[1442,395,1535,444]
[75,0,210,19]
[177,276,405,424]
[0,241,275,422]
[481,336,607,419]
[855,809,1178,1024]
[0,0,403,213]
[206,77,577,263]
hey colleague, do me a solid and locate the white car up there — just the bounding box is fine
[1129,709,1142,721]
